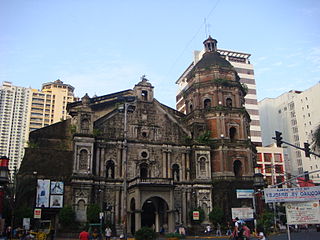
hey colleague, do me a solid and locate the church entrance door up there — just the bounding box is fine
[141,197,168,232]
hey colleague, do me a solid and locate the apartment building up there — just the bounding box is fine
[0,81,32,176]
[29,79,78,132]
[256,143,287,186]
[259,82,320,183]
[176,45,262,146]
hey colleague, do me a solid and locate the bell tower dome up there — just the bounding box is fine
[133,75,154,102]
[203,35,217,52]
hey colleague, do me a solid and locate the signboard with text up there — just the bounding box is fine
[286,201,320,224]
[192,211,200,220]
[237,189,254,199]
[231,208,254,220]
[34,208,42,219]
[264,186,320,203]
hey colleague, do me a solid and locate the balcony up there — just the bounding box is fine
[128,177,174,188]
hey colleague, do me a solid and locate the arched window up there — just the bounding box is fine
[204,99,211,109]
[77,199,86,211]
[106,160,115,179]
[229,127,237,140]
[199,157,206,172]
[172,164,180,181]
[81,119,89,133]
[140,163,148,179]
[189,104,193,113]
[226,98,232,108]
[202,202,208,214]
[79,149,88,170]
[233,160,242,177]
[141,90,148,101]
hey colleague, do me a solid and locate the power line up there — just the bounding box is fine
[166,0,221,78]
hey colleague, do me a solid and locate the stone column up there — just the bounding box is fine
[100,147,105,176]
[135,189,141,231]
[95,147,100,175]
[155,212,159,232]
[168,189,175,232]
[117,145,122,177]
[115,188,120,225]
[182,189,187,225]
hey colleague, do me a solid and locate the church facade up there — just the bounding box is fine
[18,36,256,235]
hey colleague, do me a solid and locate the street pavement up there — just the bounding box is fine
[54,231,320,240]
[181,230,320,240]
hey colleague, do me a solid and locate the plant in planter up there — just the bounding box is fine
[134,227,156,240]
[164,232,183,240]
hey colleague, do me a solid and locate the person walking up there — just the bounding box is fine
[105,226,112,240]
[226,222,232,236]
[216,223,222,236]
[79,229,90,240]
[255,227,266,240]
[242,224,251,240]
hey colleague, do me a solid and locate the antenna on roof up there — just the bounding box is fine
[204,18,207,38]
[204,18,212,38]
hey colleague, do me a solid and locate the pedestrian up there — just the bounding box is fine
[216,223,221,236]
[79,229,90,240]
[105,226,112,240]
[178,225,185,237]
[242,223,251,240]
[205,225,211,235]
[226,222,232,236]
[255,227,266,240]
[91,228,99,240]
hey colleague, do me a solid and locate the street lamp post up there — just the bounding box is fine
[253,173,264,230]
[118,96,136,239]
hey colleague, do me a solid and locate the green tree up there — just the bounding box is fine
[208,207,224,225]
[257,210,274,234]
[87,204,101,223]
[134,227,156,240]
[59,206,76,227]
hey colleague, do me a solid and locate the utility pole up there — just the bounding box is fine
[118,96,136,239]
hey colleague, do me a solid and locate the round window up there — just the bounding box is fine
[141,151,148,158]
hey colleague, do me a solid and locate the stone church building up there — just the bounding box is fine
[18,36,256,235]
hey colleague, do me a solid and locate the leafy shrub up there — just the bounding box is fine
[209,207,224,224]
[164,232,184,239]
[134,227,156,240]
[59,206,76,227]
[86,204,101,223]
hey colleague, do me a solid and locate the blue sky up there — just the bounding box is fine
[1,0,319,108]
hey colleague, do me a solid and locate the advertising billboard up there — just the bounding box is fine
[264,186,320,203]
[36,179,50,208]
[286,201,320,225]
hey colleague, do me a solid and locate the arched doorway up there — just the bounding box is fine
[233,160,242,177]
[229,127,237,141]
[141,197,169,232]
[130,198,136,235]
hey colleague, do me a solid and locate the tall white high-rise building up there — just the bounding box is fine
[176,45,262,145]
[259,82,320,183]
[0,80,78,179]
[0,81,32,176]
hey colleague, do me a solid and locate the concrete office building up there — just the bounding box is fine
[29,79,78,132]
[256,144,287,186]
[176,44,262,146]
[259,82,320,183]
[0,81,32,177]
